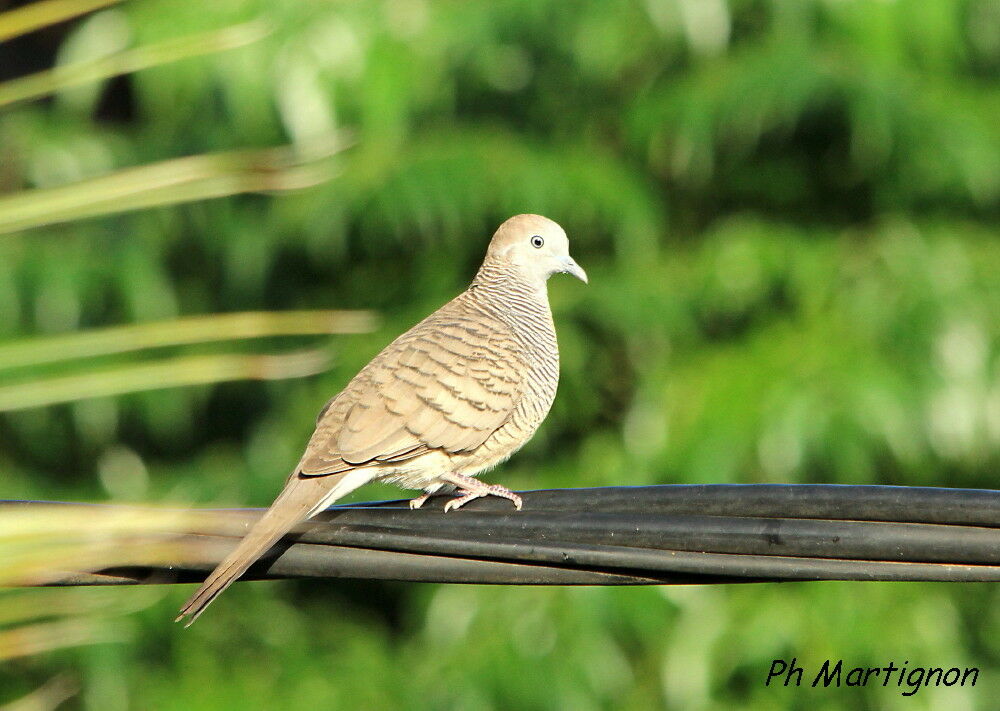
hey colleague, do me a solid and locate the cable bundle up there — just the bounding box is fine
[7,484,1000,586]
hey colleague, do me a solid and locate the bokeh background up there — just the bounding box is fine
[1,0,999,708]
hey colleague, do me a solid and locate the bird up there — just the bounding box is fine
[176,214,587,625]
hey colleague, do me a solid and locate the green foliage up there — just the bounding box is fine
[1,0,999,708]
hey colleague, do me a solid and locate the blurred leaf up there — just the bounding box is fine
[0,310,377,371]
[0,619,118,661]
[0,589,149,627]
[0,20,270,109]
[0,0,121,43]
[0,505,239,585]
[0,137,349,235]
[0,674,77,711]
[0,349,332,412]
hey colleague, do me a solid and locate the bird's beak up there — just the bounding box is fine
[561,256,588,284]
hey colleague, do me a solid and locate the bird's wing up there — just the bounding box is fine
[298,310,524,475]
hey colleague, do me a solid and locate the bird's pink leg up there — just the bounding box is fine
[439,472,523,512]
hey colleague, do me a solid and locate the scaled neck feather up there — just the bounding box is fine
[470,260,549,313]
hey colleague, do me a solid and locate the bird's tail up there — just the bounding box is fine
[176,472,356,626]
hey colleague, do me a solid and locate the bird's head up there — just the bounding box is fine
[483,214,588,285]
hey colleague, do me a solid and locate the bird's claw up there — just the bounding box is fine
[409,492,433,510]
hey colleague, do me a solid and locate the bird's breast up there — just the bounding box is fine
[513,311,559,409]
[477,296,560,461]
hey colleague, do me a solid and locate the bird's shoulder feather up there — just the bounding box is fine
[298,293,526,475]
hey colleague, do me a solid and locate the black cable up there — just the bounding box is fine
[5,484,1000,586]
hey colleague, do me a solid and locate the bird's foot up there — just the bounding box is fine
[442,483,523,512]
[438,472,523,512]
[409,492,433,510]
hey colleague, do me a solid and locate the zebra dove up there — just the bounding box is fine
[177,214,586,624]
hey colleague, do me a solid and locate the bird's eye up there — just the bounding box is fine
[530,235,544,248]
